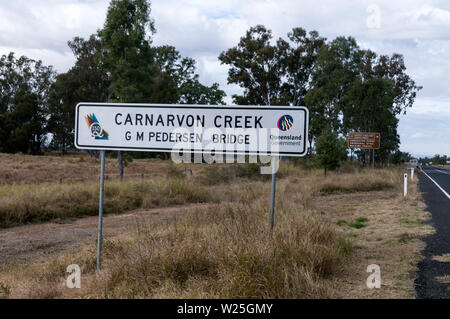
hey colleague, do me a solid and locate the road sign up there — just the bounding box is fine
[76,102,310,269]
[75,103,309,157]
[348,132,380,149]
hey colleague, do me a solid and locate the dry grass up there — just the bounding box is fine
[0,152,202,185]
[316,173,394,194]
[0,154,429,299]
[0,156,275,228]
[0,179,212,228]
[0,178,353,299]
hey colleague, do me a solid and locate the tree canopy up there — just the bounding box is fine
[99,0,156,103]
[44,0,224,153]
[0,53,56,154]
[47,35,110,151]
[221,25,421,163]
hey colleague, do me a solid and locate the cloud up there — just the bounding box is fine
[0,0,109,72]
[398,112,450,156]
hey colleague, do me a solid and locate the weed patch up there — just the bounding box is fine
[399,218,423,228]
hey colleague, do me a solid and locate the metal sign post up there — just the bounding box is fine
[372,149,375,168]
[269,156,279,232]
[97,150,106,270]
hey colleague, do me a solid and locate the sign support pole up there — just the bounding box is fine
[372,149,375,169]
[270,156,279,232]
[97,150,106,270]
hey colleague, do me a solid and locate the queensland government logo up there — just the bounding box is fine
[277,115,294,132]
[85,113,109,140]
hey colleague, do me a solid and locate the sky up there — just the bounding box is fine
[0,0,448,157]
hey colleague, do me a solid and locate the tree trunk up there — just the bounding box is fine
[308,136,313,157]
[372,150,375,169]
[365,149,370,167]
[118,151,124,181]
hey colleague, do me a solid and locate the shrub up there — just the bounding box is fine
[315,132,348,176]
[167,163,186,179]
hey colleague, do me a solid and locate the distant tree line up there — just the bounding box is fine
[390,150,412,165]
[0,0,421,172]
[419,154,448,165]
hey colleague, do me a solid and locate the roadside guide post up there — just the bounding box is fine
[75,103,309,268]
[411,167,414,181]
[97,150,106,270]
[404,173,408,197]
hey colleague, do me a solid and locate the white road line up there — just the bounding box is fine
[430,166,450,175]
[421,169,450,200]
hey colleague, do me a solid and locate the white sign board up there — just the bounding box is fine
[75,103,309,157]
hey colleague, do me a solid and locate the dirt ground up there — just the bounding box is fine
[312,190,433,298]
[0,203,213,265]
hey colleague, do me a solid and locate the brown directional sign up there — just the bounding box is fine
[348,132,380,149]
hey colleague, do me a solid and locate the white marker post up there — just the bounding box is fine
[411,167,414,181]
[404,173,408,198]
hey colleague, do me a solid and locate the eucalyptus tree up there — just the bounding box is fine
[343,77,399,164]
[99,0,156,103]
[0,53,55,154]
[218,25,286,106]
[152,45,225,105]
[342,49,421,164]
[278,27,326,106]
[304,36,361,155]
[48,35,110,152]
[98,0,157,178]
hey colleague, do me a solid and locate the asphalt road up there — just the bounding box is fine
[415,166,450,299]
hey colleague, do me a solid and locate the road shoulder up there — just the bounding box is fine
[415,168,450,298]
